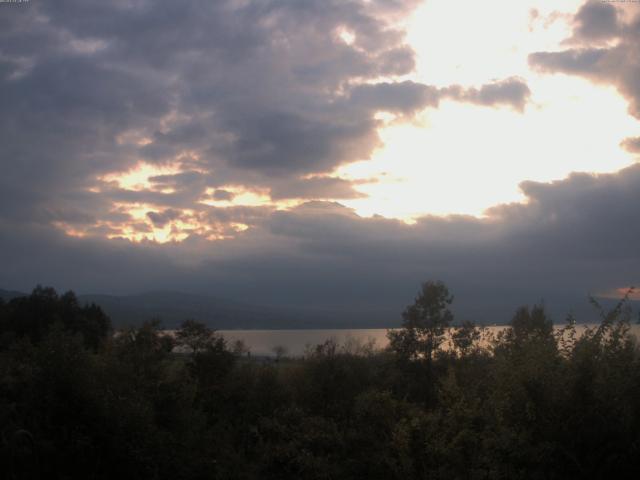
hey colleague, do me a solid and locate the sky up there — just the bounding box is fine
[1,0,639,324]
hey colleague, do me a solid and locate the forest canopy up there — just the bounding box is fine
[1,283,639,479]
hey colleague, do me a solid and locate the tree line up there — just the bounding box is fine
[1,282,639,479]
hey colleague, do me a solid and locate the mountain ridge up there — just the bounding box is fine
[0,288,393,329]
[2,288,637,329]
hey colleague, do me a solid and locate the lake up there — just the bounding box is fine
[218,328,390,356]
[216,324,640,357]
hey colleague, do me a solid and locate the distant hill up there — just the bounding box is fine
[1,288,637,329]
[1,288,390,329]
[79,291,338,329]
[0,289,26,301]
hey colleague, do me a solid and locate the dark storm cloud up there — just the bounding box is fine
[267,164,640,272]
[1,164,638,323]
[204,165,640,318]
[270,177,369,200]
[529,2,640,118]
[3,0,633,324]
[0,0,535,232]
[202,205,272,226]
[1,0,424,222]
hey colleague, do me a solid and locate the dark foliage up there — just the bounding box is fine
[1,284,639,479]
[0,286,111,350]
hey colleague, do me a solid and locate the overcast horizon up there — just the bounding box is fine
[1,0,639,324]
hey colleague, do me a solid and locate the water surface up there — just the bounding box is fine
[217,325,640,357]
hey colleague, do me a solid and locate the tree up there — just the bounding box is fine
[176,319,215,354]
[231,339,250,356]
[504,304,554,349]
[112,319,175,379]
[388,281,454,362]
[272,345,288,361]
[0,286,111,350]
[452,320,481,357]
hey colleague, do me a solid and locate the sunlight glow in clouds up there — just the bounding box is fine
[340,78,638,219]
[339,0,640,220]
[598,286,640,302]
[55,201,251,244]
[98,163,182,193]
[2,0,639,309]
[406,0,580,86]
[75,0,640,242]
[201,187,285,209]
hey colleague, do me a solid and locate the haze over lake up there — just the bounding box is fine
[215,325,640,357]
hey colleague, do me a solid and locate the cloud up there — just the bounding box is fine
[1,0,633,324]
[621,136,640,153]
[270,177,369,201]
[0,0,535,245]
[529,2,640,118]
[570,0,621,43]
[212,190,236,202]
[348,78,531,115]
[529,48,608,75]
[146,209,182,228]
[0,0,422,210]
[442,77,532,112]
[347,81,441,115]
[1,163,638,323]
